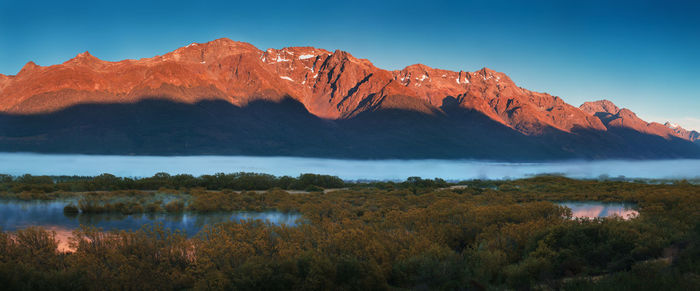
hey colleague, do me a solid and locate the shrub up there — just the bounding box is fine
[164,200,185,212]
[63,204,79,214]
[145,202,163,213]
[305,185,324,192]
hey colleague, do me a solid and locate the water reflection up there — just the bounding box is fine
[558,201,638,219]
[40,226,75,253]
[0,199,302,236]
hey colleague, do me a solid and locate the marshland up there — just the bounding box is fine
[0,173,697,289]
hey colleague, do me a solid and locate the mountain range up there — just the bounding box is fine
[0,38,698,160]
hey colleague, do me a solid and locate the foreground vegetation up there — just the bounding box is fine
[0,174,698,290]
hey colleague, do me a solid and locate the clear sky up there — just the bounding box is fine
[1,0,698,130]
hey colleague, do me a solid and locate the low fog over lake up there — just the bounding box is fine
[1,153,698,180]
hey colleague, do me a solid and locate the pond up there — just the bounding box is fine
[557,201,639,219]
[0,199,302,251]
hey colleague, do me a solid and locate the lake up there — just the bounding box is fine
[1,153,699,180]
[558,201,639,220]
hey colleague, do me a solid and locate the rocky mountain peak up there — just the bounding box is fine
[580,100,621,115]
[1,38,698,158]
[1,38,697,145]
[63,51,104,66]
[665,121,700,142]
[17,61,41,75]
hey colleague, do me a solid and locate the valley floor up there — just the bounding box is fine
[0,175,698,290]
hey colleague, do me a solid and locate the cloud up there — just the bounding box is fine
[678,117,700,131]
[646,116,700,132]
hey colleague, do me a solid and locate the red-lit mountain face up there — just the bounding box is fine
[0,38,606,134]
[580,100,699,142]
[665,122,700,144]
[0,38,698,159]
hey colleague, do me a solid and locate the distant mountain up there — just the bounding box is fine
[664,122,700,144]
[580,100,679,139]
[0,38,698,160]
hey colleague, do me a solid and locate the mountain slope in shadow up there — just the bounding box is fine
[0,97,698,160]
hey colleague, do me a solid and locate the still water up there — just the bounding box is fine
[558,201,639,220]
[1,153,699,180]
[0,199,302,251]
[1,199,638,251]
[0,199,301,234]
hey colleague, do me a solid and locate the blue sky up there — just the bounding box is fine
[1,0,698,130]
